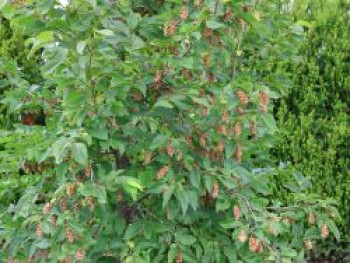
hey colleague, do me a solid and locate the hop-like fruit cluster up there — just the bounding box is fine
[179,6,189,21]
[194,0,202,8]
[223,8,233,22]
[75,249,85,261]
[321,223,329,238]
[234,144,243,163]
[217,141,225,153]
[84,165,91,178]
[66,228,76,243]
[199,133,207,147]
[234,122,242,136]
[43,202,53,215]
[167,144,175,157]
[164,21,177,36]
[201,107,208,117]
[50,215,57,226]
[154,70,164,83]
[238,229,247,243]
[175,251,183,263]
[157,165,170,180]
[249,236,263,253]
[182,67,193,80]
[221,109,229,123]
[233,205,241,221]
[250,120,257,139]
[60,198,68,212]
[216,124,227,135]
[36,223,43,238]
[87,196,95,212]
[308,212,316,225]
[143,153,152,165]
[304,240,313,250]
[236,90,248,105]
[211,181,219,198]
[66,183,76,196]
[259,91,269,112]
[202,54,210,67]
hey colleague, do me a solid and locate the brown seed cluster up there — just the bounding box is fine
[167,144,175,157]
[236,90,248,105]
[223,8,233,22]
[157,165,170,180]
[66,228,76,243]
[221,109,229,123]
[143,153,152,165]
[43,202,53,215]
[259,91,269,112]
[87,196,95,212]
[179,6,189,21]
[250,121,257,139]
[249,237,264,253]
[36,224,43,238]
[217,141,225,153]
[175,251,183,263]
[321,223,329,238]
[75,249,85,261]
[304,240,313,250]
[238,229,247,243]
[194,0,202,8]
[164,21,177,36]
[234,144,243,163]
[60,198,68,212]
[308,212,316,225]
[233,205,241,221]
[66,183,76,197]
[234,122,242,136]
[211,181,219,198]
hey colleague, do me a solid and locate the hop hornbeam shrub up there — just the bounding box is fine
[0,0,339,262]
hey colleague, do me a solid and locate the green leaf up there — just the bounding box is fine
[0,0,7,10]
[176,189,189,215]
[150,134,168,150]
[175,233,197,246]
[281,248,297,258]
[96,29,114,36]
[328,220,340,241]
[162,184,175,208]
[154,99,173,109]
[206,21,226,29]
[224,247,237,263]
[261,113,277,134]
[71,143,88,166]
[89,127,108,140]
[124,222,142,240]
[77,41,87,54]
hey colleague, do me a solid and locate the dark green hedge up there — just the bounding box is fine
[272,1,349,241]
[0,16,41,128]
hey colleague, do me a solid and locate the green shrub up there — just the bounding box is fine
[272,0,349,245]
[0,1,340,262]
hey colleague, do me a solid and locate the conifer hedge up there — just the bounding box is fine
[272,0,349,242]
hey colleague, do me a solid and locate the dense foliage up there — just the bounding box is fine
[0,0,340,262]
[0,14,42,215]
[272,0,349,244]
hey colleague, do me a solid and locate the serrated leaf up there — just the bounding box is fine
[71,143,88,166]
[124,223,141,240]
[206,20,226,29]
[150,134,168,150]
[175,233,196,246]
[261,113,277,134]
[154,99,173,109]
[77,41,87,54]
